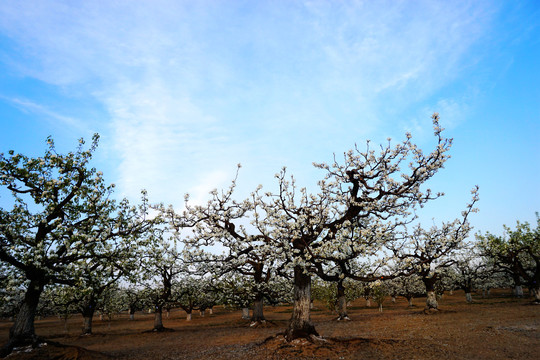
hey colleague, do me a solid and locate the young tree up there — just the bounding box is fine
[166,171,283,325]
[0,135,150,355]
[122,286,148,321]
[452,250,486,303]
[311,277,362,320]
[140,236,184,331]
[477,215,540,303]
[391,189,479,311]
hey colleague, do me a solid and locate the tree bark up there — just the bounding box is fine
[423,277,438,310]
[82,315,93,335]
[465,292,473,303]
[285,266,318,340]
[336,280,350,320]
[81,300,97,335]
[531,285,540,303]
[153,306,164,331]
[2,280,44,356]
[186,312,192,321]
[251,294,265,322]
[514,285,524,297]
[407,296,414,307]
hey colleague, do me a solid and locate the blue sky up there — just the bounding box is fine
[0,0,538,236]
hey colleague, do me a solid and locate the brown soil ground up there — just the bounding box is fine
[1,289,538,359]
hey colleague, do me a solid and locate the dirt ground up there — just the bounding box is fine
[1,289,538,359]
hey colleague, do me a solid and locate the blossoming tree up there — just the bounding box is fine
[477,215,540,303]
[0,135,151,355]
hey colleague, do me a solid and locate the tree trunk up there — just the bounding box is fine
[200,309,205,317]
[391,296,396,303]
[209,307,213,315]
[464,285,473,303]
[336,281,350,321]
[365,298,371,307]
[81,300,96,335]
[407,297,414,307]
[186,312,192,321]
[251,294,265,322]
[285,266,318,340]
[378,303,383,312]
[129,312,135,321]
[241,307,250,319]
[2,280,44,356]
[424,277,438,310]
[514,285,524,297]
[531,285,540,303]
[82,315,94,335]
[153,306,164,331]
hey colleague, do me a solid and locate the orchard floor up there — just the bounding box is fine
[1,290,538,359]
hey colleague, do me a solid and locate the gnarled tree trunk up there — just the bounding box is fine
[251,294,265,323]
[285,266,318,340]
[153,306,164,331]
[336,280,350,321]
[1,280,44,357]
[423,276,438,311]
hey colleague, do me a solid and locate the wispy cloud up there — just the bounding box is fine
[0,0,500,206]
[0,96,88,132]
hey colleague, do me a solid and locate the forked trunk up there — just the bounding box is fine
[1,280,44,356]
[336,281,350,321]
[251,295,265,322]
[285,266,318,340]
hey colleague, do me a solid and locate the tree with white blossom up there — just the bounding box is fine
[477,215,540,303]
[391,191,479,311]
[171,113,452,339]
[0,135,151,355]
[165,172,286,324]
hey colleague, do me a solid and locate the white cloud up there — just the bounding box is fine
[0,96,87,132]
[0,0,499,206]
